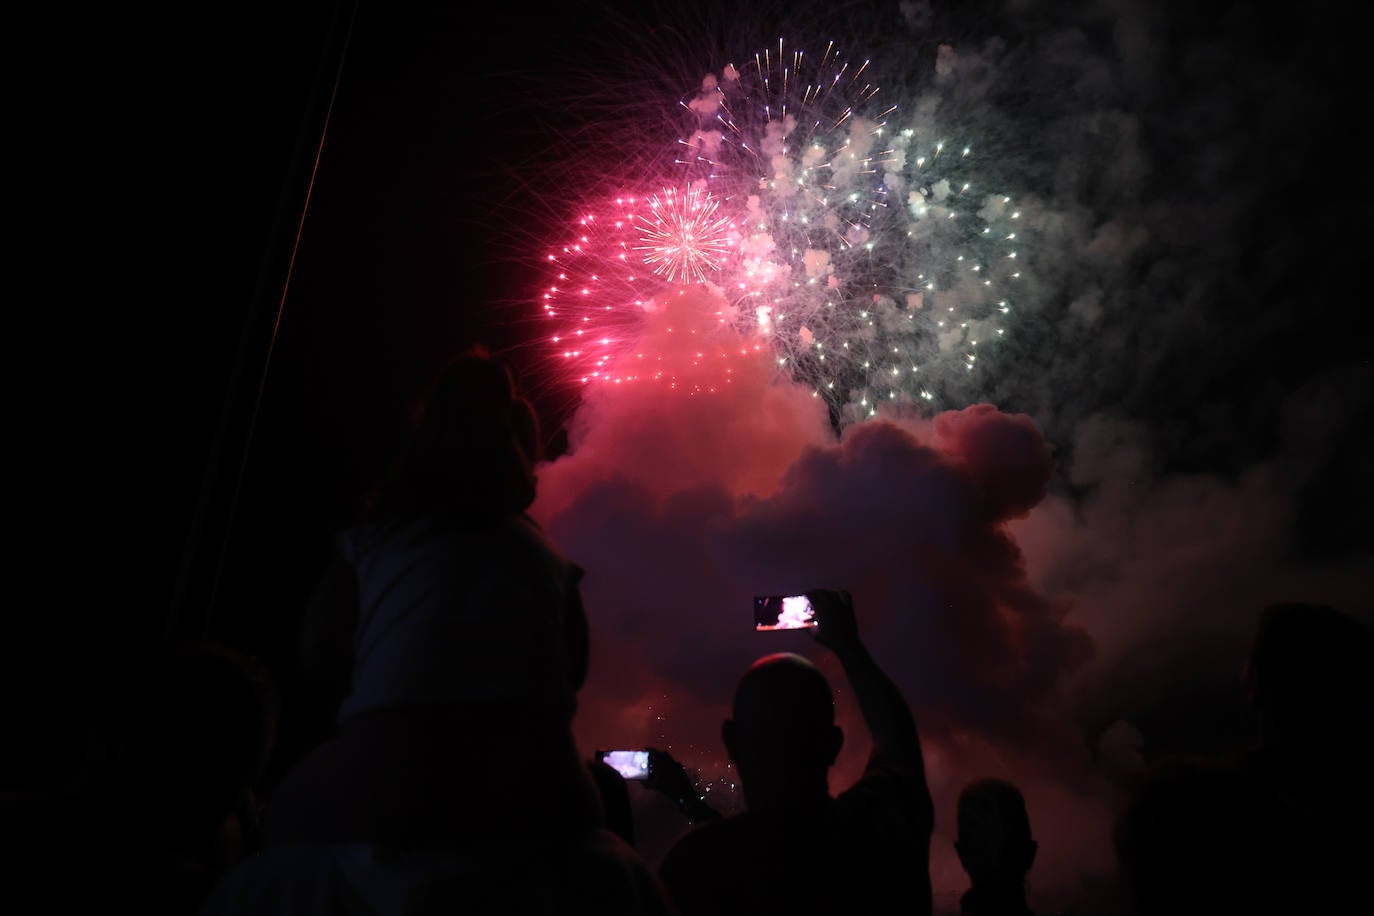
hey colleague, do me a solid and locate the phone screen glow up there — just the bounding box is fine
[755,594,817,630]
[602,750,650,780]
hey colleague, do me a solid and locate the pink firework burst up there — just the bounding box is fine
[634,186,735,284]
[539,190,768,395]
[541,194,660,385]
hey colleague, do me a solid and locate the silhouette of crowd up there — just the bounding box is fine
[6,345,1369,915]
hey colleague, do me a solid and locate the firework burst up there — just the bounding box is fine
[527,35,1029,427]
[539,191,766,393]
[539,194,654,386]
[634,186,735,284]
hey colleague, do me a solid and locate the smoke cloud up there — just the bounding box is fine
[528,282,1112,907]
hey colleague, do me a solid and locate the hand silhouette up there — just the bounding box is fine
[806,588,859,651]
[644,747,721,824]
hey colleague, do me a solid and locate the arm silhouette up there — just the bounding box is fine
[807,588,926,786]
[646,748,722,825]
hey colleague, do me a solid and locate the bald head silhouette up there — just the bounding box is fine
[723,653,843,808]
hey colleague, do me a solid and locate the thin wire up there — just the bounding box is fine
[199,1,360,638]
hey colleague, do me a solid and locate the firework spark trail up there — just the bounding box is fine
[540,195,654,386]
[540,194,762,391]
[536,37,1031,427]
[634,186,735,284]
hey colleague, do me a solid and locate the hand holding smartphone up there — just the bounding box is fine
[753,594,818,631]
[803,588,858,650]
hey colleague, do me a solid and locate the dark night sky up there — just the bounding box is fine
[41,2,568,775]
[26,1,1373,903]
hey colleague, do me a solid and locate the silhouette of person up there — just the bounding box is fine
[204,346,670,914]
[954,779,1038,916]
[1236,601,1374,912]
[1113,753,1300,916]
[2,639,277,916]
[265,346,599,846]
[658,587,934,916]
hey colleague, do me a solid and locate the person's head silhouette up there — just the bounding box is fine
[1242,601,1374,749]
[721,652,842,811]
[955,779,1037,913]
[367,345,542,523]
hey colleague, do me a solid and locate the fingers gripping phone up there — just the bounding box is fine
[754,594,817,631]
[597,749,652,780]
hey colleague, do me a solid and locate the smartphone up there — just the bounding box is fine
[754,594,817,631]
[597,749,652,780]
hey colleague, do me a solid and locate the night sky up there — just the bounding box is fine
[41,1,1374,910]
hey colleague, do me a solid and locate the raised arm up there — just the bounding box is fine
[806,588,926,785]
[646,748,723,825]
